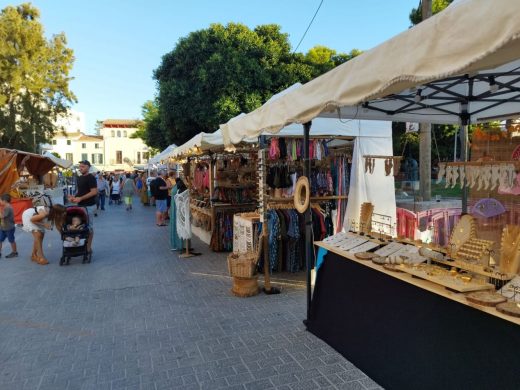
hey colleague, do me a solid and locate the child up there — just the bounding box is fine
[65,216,85,246]
[0,194,18,258]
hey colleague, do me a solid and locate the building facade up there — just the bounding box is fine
[43,113,151,171]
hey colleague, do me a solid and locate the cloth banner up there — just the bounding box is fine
[175,190,192,240]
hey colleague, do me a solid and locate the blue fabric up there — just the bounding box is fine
[0,228,15,243]
[267,210,280,271]
[316,247,328,271]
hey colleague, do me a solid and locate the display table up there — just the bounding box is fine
[308,242,520,390]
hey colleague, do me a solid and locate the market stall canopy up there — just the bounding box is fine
[42,151,73,169]
[0,148,61,195]
[173,117,391,159]
[221,0,520,146]
[148,144,177,165]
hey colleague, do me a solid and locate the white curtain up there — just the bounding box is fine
[343,134,397,236]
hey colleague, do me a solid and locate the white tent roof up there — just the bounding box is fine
[171,118,391,159]
[42,151,73,169]
[148,144,177,165]
[221,0,520,146]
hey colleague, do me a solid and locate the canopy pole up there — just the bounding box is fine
[461,122,469,213]
[303,121,313,325]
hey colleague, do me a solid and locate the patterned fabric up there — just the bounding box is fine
[169,186,182,250]
[267,210,280,271]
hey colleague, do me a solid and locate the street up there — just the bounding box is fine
[0,199,381,390]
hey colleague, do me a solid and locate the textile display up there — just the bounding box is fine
[169,185,183,250]
[210,211,234,252]
[343,132,396,235]
[175,190,191,240]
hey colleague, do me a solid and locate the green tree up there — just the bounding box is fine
[154,23,321,145]
[131,100,169,150]
[409,0,454,25]
[0,3,76,152]
[305,46,362,77]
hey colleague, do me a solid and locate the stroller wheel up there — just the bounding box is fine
[82,255,87,264]
[66,257,71,265]
[59,256,65,266]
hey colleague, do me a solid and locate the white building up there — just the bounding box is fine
[99,119,150,171]
[43,113,151,171]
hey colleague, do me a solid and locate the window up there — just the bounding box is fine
[95,143,99,149]
[123,131,127,137]
[92,153,103,164]
[116,151,122,164]
[137,151,141,164]
[52,139,57,145]
[111,130,115,137]
[81,153,88,161]
[142,152,149,162]
[67,140,71,145]
[117,130,121,137]
[82,143,86,149]
[65,153,73,161]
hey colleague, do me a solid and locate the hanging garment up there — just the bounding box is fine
[169,185,183,250]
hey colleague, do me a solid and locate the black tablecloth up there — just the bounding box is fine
[307,250,520,390]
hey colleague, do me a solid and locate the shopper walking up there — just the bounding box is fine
[21,203,66,265]
[0,194,18,258]
[96,174,109,213]
[122,173,137,211]
[68,160,97,254]
[151,171,170,226]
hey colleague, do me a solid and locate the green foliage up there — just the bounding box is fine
[50,151,61,159]
[153,23,359,145]
[0,3,76,152]
[131,100,170,150]
[409,0,453,25]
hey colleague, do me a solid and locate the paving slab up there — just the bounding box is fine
[0,198,382,389]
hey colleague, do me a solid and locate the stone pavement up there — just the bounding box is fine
[0,198,382,390]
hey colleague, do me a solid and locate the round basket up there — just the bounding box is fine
[231,276,259,297]
[227,252,257,278]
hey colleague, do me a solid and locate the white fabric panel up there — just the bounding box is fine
[344,133,396,236]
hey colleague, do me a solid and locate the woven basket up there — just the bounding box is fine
[227,252,257,278]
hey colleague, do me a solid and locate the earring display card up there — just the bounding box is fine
[348,241,380,254]
[375,242,405,257]
[499,275,520,302]
[338,236,369,251]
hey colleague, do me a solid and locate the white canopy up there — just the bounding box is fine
[173,117,391,159]
[171,130,229,158]
[42,151,72,169]
[221,0,520,146]
[148,144,177,165]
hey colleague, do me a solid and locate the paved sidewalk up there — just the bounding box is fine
[0,199,382,390]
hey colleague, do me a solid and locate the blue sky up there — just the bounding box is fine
[1,0,418,133]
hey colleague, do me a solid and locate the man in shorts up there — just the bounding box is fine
[153,171,171,226]
[68,160,98,253]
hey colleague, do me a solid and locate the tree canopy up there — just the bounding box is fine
[147,23,358,148]
[0,3,76,152]
[409,0,454,25]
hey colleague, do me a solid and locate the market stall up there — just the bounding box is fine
[170,129,258,248]
[0,149,71,223]
[219,0,520,388]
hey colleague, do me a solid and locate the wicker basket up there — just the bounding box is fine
[227,252,257,278]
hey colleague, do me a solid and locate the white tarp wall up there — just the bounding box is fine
[341,121,396,235]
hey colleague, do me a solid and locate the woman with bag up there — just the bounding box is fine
[21,204,67,265]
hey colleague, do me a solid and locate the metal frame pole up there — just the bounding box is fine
[303,121,312,323]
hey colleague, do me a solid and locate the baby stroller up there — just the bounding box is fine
[60,206,91,265]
